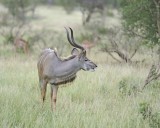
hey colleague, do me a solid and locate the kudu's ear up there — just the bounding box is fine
[71,48,79,55]
[79,50,86,60]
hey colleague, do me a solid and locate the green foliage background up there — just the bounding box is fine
[121,0,159,46]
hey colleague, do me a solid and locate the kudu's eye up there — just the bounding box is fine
[85,59,88,61]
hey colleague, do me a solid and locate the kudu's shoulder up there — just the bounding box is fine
[37,48,58,65]
[39,48,59,58]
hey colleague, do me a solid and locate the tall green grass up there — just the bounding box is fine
[0,55,160,128]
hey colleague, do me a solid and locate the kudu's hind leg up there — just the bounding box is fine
[51,85,58,111]
[39,80,48,103]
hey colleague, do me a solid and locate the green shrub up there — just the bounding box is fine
[138,102,152,120]
[149,112,160,128]
[97,27,108,35]
[118,77,139,96]
[77,32,92,43]
[150,81,160,89]
[138,102,160,127]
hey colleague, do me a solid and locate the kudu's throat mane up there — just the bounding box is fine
[51,74,77,86]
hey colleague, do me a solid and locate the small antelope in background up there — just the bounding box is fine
[82,34,101,53]
[37,27,97,110]
[14,37,29,54]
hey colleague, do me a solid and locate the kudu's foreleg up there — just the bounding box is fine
[51,85,58,111]
[39,80,48,103]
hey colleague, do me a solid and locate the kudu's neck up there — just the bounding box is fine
[55,56,81,78]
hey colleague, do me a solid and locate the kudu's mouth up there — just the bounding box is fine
[89,68,95,72]
[86,63,97,72]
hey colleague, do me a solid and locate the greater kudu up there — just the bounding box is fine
[37,27,97,110]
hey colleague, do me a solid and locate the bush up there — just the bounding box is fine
[150,81,160,89]
[138,102,152,120]
[149,112,160,128]
[77,32,93,43]
[97,27,108,35]
[138,102,160,127]
[118,77,139,96]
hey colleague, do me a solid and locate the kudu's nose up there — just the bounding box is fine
[94,63,97,68]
